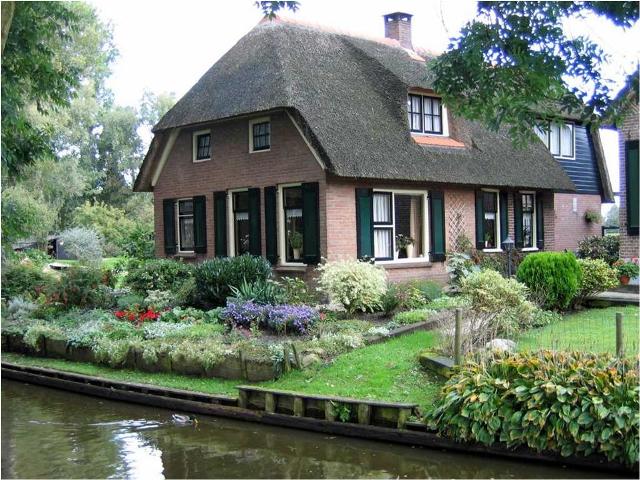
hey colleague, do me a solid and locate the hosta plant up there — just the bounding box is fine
[426,350,639,466]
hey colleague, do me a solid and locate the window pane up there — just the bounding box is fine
[196,134,210,159]
[560,124,573,157]
[283,187,303,209]
[373,193,392,223]
[410,95,421,113]
[432,98,441,113]
[410,113,421,131]
[252,122,271,151]
[432,115,441,133]
[179,217,194,250]
[534,125,548,146]
[235,215,250,255]
[285,211,304,262]
[549,124,560,155]
[394,194,423,259]
[424,115,433,133]
[522,194,534,212]
[423,97,432,115]
[523,212,533,248]
[179,200,193,215]
[483,215,496,249]
[234,191,249,211]
[483,192,496,213]
[374,228,393,259]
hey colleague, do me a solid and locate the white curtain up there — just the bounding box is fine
[235,212,249,221]
[549,123,560,155]
[409,196,422,257]
[374,229,392,258]
[560,124,573,156]
[373,194,391,223]
[286,208,302,219]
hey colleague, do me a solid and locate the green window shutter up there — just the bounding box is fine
[429,191,446,262]
[248,187,262,256]
[474,190,484,250]
[499,192,508,243]
[302,182,320,264]
[264,186,278,264]
[626,140,639,235]
[355,188,374,259]
[163,199,176,255]
[213,191,227,257]
[193,195,207,254]
[536,194,545,250]
[514,193,523,249]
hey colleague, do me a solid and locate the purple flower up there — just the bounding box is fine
[220,301,319,335]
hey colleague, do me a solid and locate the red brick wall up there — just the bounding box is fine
[153,111,326,264]
[619,102,639,260]
[552,193,602,251]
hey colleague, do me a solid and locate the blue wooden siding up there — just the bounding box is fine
[555,125,603,196]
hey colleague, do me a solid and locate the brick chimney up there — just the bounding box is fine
[383,12,413,50]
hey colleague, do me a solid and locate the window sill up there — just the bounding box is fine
[521,247,539,252]
[193,158,211,163]
[174,252,197,258]
[482,248,503,253]
[249,148,271,154]
[378,260,432,270]
[275,264,307,272]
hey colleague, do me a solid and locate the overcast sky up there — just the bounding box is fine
[90,0,639,201]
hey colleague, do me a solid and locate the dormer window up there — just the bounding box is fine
[535,121,574,159]
[193,130,211,162]
[407,94,447,136]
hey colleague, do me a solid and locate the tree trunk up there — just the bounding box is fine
[1,1,15,54]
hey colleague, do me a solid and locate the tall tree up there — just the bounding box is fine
[431,1,639,144]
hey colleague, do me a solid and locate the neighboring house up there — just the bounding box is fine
[615,74,639,261]
[134,12,612,283]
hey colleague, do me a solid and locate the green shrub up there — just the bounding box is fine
[229,279,287,305]
[46,266,111,308]
[2,263,51,298]
[576,235,620,265]
[280,276,316,305]
[59,227,103,263]
[393,308,435,325]
[516,252,581,310]
[409,279,443,302]
[615,260,640,279]
[446,252,479,286]
[317,259,387,314]
[120,224,155,260]
[125,259,194,295]
[428,295,471,311]
[426,350,639,466]
[575,259,618,304]
[380,284,402,315]
[17,249,51,267]
[194,255,272,307]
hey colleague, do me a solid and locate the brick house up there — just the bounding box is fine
[134,13,612,283]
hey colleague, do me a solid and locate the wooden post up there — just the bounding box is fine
[616,312,624,358]
[454,308,463,366]
[290,342,301,369]
[238,389,248,409]
[397,407,411,429]
[357,403,371,425]
[264,392,275,413]
[324,401,336,422]
[239,350,248,380]
[293,396,305,417]
[283,344,291,373]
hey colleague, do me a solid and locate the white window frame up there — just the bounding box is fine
[520,191,538,252]
[535,121,575,160]
[227,188,249,257]
[176,198,195,254]
[277,183,305,267]
[249,117,271,153]
[372,188,430,264]
[192,129,211,163]
[481,189,502,253]
[407,93,450,137]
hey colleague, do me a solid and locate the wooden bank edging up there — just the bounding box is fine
[2,362,635,476]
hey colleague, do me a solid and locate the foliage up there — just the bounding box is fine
[23,322,65,350]
[446,252,479,287]
[125,259,194,295]
[428,295,471,311]
[604,205,619,228]
[1,185,56,243]
[59,227,103,263]
[194,255,272,307]
[72,201,134,256]
[615,260,640,279]
[119,223,155,260]
[461,270,530,315]
[254,1,300,19]
[576,235,620,266]
[431,1,639,145]
[409,279,443,302]
[516,252,581,310]
[160,307,221,324]
[219,301,265,330]
[143,290,174,311]
[229,279,287,305]
[583,209,603,224]
[380,285,402,315]
[1,263,51,299]
[575,259,618,304]
[317,259,387,314]
[279,276,316,305]
[3,297,39,322]
[16,249,51,267]
[46,265,110,308]
[263,304,319,335]
[393,309,435,325]
[426,350,639,466]
[114,307,162,326]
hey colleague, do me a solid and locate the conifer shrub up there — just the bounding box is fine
[516,252,581,310]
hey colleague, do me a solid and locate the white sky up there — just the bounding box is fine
[90,0,639,204]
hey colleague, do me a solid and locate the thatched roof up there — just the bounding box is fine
[135,19,575,193]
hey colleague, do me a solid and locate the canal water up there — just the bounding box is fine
[0,379,623,479]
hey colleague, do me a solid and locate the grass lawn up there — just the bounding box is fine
[55,257,124,269]
[2,331,443,411]
[517,305,639,357]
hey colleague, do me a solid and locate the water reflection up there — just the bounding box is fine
[1,380,623,479]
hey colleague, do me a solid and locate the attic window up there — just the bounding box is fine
[407,94,448,136]
[534,121,574,159]
[193,130,211,162]
[249,117,271,153]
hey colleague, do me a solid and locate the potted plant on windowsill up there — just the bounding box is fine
[614,260,639,285]
[289,231,303,260]
[395,234,415,258]
[484,232,492,249]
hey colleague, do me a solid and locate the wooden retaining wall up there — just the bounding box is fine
[1,362,635,476]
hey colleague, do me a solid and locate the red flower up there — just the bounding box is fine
[115,311,126,319]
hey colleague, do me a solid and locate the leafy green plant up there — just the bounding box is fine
[393,309,435,325]
[380,284,401,315]
[516,252,581,310]
[408,279,443,302]
[426,350,639,466]
[120,223,155,260]
[229,279,287,305]
[143,290,174,310]
[46,265,110,308]
[446,252,479,287]
[194,255,272,307]
[1,263,52,299]
[332,401,352,422]
[575,259,618,304]
[577,235,620,266]
[16,249,51,267]
[583,209,603,224]
[59,227,103,263]
[280,276,316,305]
[23,322,65,350]
[615,261,639,279]
[125,259,194,295]
[288,230,303,249]
[317,259,387,314]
